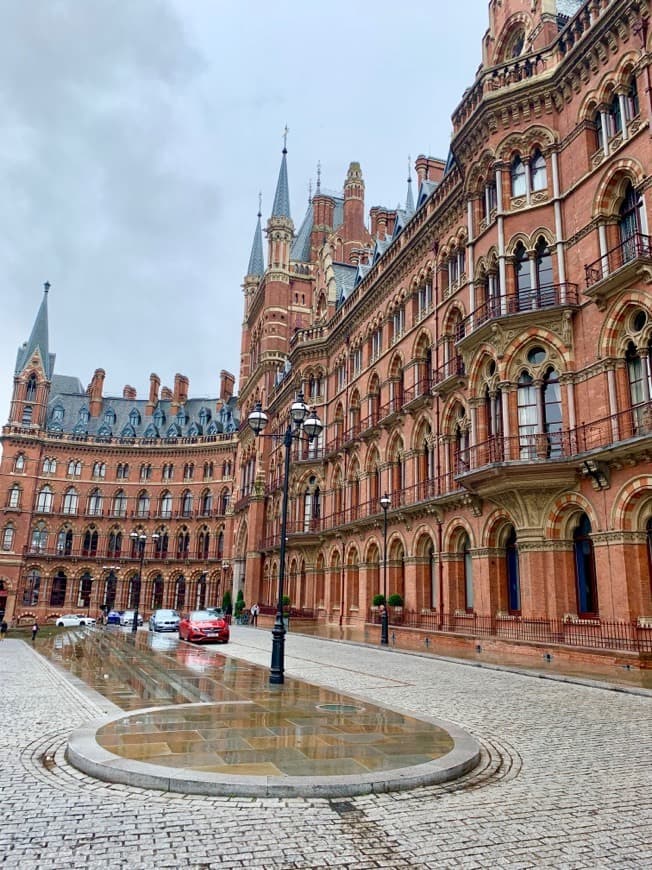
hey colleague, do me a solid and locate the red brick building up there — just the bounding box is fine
[0,286,239,623]
[235,0,652,662]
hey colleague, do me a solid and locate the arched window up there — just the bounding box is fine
[625,340,651,433]
[217,530,224,559]
[517,366,563,458]
[67,459,81,477]
[220,489,230,514]
[30,522,48,552]
[517,373,537,459]
[543,367,563,457]
[174,575,186,611]
[23,568,41,605]
[160,491,172,518]
[176,528,190,559]
[514,242,531,308]
[57,528,73,556]
[154,530,168,558]
[195,574,207,609]
[462,533,473,612]
[104,571,118,611]
[181,490,193,517]
[26,374,38,401]
[62,487,78,515]
[36,486,53,513]
[50,571,67,607]
[200,490,213,516]
[647,517,652,588]
[107,530,122,558]
[574,513,598,616]
[92,461,106,479]
[136,491,150,518]
[607,91,622,137]
[534,237,553,303]
[505,526,521,613]
[43,458,56,474]
[151,575,164,610]
[197,527,210,560]
[531,150,547,191]
[112,490,127,517]
[511,155,527,197]
[619,182,643,259]
[77,572,93,608]
[14,453,25,472]
[8,485,21,508]
[2,525,15,551]
[22,405,33,425]
[626,77,640,120]
[88,488,103,516]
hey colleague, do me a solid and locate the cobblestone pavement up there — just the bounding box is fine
[1,630,650,870]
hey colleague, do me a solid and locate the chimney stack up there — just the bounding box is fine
[146,373,160,415]
[220,370,235,402]
[87,368,105,417]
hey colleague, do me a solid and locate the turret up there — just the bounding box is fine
[9,282,54,429]
[266,136,294,273]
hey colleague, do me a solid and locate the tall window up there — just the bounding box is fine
[22,405,33,425]
[626,77,640,120]
[574,513,598,616]
[14,454,25,472]
[107,530,122,558]
[619,182,643,261]
[174,575,186,611]
[151,575,164,610]
[92,462,106,479]
[535,238,554,304]
[626,339,651,431]
[462,533,473,612]
[515,242,531,308]
[112,489,127,517]
[62,488,78,515]
[57,528,73,555]
[8,485,21,508]
[88,489,103,516]
[23,569,41,605]
[31,522,48,552]
[36,486,53,513]
[50,571,67,607]
[181,490,193,517]
[517,366,563,458]
[2,525,14,551]
[511,155,527,197]
[26,374,37,400]
[160,491,172,518]
[505,526,521,613]
[82,529,98,557]
[197,528,210,560]
[531,150,547,191]
[67,460,81,477]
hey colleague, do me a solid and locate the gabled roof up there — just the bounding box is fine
[416,179,437,210]
[333,263,357,307]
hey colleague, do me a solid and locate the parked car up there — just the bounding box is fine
[149,609,180,632]
[55,614,96,627]
[120,610,143,627]
[106,610,122,625]
[178,609,230,644]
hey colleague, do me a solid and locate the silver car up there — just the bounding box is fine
[120,610,143,627]
[148,609,180,632]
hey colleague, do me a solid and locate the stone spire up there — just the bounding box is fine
[405,157,415,216]
[246,197,265,277]
[271,128,291,220]
[16,282,55,379]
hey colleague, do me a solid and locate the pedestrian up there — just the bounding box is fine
[251,603,259,626]
[31,621,39,642]
[0,620,7,640]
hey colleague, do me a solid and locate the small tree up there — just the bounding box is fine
[388,593,404,607]
[234,589,245,617]
[282,594,291,612]
[372,593,386,607]
[222,590,232,613]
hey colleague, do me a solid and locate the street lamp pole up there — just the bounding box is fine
[380,493,391,645]
[129,531,158,634]
[248,392,323,685]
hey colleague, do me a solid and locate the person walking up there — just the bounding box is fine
[250,603,259,626]
[0,620,7,640]
[31,621,39,642]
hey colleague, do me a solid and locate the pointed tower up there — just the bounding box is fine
[246,205,265,278]
[405,158,415,216]
[9,283,55,429]
[266,134,294,275]
[241,200,266,384]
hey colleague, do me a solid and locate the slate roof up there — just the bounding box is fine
[44,384,239,440]
[271,148,291,220]
[246,212,265,276]
[15,289,55,379]
[333,263,358,307]
[291,195,345,263]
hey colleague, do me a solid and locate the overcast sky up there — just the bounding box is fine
[0,0,489,428]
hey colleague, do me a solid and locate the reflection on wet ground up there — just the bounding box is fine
[41,629,454,777]
[293,622,652,690]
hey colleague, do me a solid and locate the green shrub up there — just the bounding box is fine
[222,590,232,612]
[388,593,404,607]
[282,595,291,611]
[234,589,245,616]
[372,594,386,607]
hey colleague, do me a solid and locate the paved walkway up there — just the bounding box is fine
[1,628,651,869]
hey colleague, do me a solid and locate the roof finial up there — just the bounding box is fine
[44,281,50,294]
[316,160,321,193]
[257,191,262,218]
[283,124,289,154]
[308,178,313,203]
[407,154,412,181]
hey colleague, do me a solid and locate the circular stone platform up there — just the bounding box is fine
[67,700,480,797]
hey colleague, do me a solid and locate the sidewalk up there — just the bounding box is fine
[1,631,651,868]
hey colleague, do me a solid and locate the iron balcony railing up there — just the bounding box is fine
[584,232,652,288]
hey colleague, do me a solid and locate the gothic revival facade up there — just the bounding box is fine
[2,0,651,663]
[235,0,652,661]
[0,285,239,623]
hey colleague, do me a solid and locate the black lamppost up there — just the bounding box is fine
[129,531,158,634]
[248,392,323,684]
[380,492,391,645]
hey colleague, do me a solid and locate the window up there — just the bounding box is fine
[181,490,193,517]
[197,528,210,560]
[2,526,14,551]
[574,513,598,616]
[43,458,57,474]
[511,155,527,197]
[57,528,73,556]
[619,182,643,255]
[183,463,194,480]
[515,243,531,308]
[371,326,383,361]
[14,454,25,472]
[626,77,640,121]
[8,485,21,508]
[31,523,48,552]
[22,405,33,425]
[160,491,172,518]
[116,463,130,480]
[129,408,141,428]
[626,339,652,431]
[136,491,150,517]
[112,490,127,517]
[50,571,67,607]
[92,462,106,479]
[104,408,116,426]
[337,364,347,391]
[535,238,554,300]
[151,575,164,610]
[154,531,168,559]
[417,283,432,317]
[462,533,473,612]
[62,488,79,515]
[352,347,363,376]
[607,92,622,137]
[67,459,81,477]
[107,530,122,558]
[140,464,152,481]
[23,569,41,606]
[517,365,563,458]
[531,150,547,192]
[203,462,213,480]
[176,529,190,559]
[162,464,174,481]
[36,486,53,513]
[88,489,103,516]
[82,529,98,557]
[391,306,405,341]
[482,180,497,221]
[77,573,93,609]
[505,526,521,614]
[26,375,38,401]
[201,490,213,516]
[308,375,322,399]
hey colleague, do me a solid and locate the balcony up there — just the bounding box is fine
[584,233,652,309]
[432,356,466,396]
[456,283,579,351]
[401,377,433,412]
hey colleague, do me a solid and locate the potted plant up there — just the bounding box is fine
[372,593,386,608]
[234,589,245,621]
[222,590,233,622]
[388,593,404,608]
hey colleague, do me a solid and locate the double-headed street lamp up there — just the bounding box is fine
[129,531,159,634]
[248,392,323,685]
[380,492,391,645]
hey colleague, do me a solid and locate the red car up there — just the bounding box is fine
[178,609,230,644]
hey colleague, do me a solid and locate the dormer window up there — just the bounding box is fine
[104,408,116,425]
[153,407,165,427]
[51,404,65,423]
[198,407,211,427]
[78,407,90,424]
[129,408,141,427]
